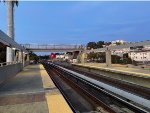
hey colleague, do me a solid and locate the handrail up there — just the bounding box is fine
[0,61,22,67]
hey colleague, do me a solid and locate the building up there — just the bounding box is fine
[128,51,150,64]
[55,54,65,59]
[111,40,126,45]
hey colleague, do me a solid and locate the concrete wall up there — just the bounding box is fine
[24,61,30,67]
[0,63,23,85]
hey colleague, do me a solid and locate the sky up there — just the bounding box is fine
[0,1,150,46]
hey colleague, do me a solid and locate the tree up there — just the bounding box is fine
[29,52,39,61]
[123,53,132,64]
[87,42,97,50]
[55,53,60,55]
[123,53,128,58]
[123,57,132,64]
[39,55,49,60]
[97,52,106,63]
[87,52,97,60]
[111,55,122,64]
[96,41,104,48]
[87,52,106,63]
[105,42,111,46]
[116,42,122,45]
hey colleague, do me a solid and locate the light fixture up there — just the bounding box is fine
[12,47,16,50]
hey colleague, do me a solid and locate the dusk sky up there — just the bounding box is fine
[0,1,150,45]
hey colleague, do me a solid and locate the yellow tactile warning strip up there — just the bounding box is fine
[39,65,73,113]
[45,92,73,113]
[76,64,150,77]
[39,65,56,89]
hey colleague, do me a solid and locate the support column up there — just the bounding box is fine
[106,49,111,67]
[72,51,80,63]
[80,51,87,64]
[13,49,17,62]
[72,51,75,60]
[81,52,85,64]
[27,54,30,61]
[18,51,22,63]
[77,51,81,63]
[6,47,13,63]
[22,52,25,67]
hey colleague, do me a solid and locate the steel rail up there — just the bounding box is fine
[65,66,150,99]
[44,64,78,113]
[49,65,116,113]
[51,63,150,113]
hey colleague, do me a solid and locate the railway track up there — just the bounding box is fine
[44,63,150,113]
[44,64,109,113]
[63,65,150,100]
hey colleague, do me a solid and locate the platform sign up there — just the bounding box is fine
[50,53,55,59]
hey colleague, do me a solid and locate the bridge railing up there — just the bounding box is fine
[21,44,84,50]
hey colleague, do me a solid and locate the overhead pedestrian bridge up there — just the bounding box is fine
[21,44,84,52]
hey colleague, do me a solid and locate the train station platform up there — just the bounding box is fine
[0,64,73,113]
[72,63,150,88]
[74,63,150,77]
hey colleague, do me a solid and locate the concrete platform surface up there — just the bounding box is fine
[75,63,150,77]
[0,65,44,95]
[0,64,73,113]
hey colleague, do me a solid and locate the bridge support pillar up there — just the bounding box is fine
[106,49,111,67]
[80,52,87,64]
[72,51,80,63]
